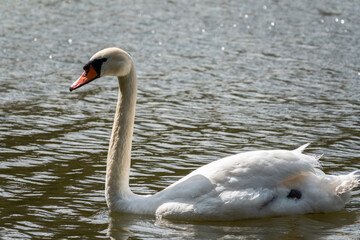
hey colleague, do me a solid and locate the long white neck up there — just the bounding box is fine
[105,66,137,208]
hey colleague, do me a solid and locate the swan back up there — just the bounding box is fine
[151,147,359,220]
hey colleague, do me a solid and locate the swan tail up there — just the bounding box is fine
[292,143,324,170]
[335,171,359,195]
[293,143,311,153]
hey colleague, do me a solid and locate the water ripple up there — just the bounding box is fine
[1,0,360,239]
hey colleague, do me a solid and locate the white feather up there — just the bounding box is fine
[71,48,359,221]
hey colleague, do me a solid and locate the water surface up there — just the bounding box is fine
[1,0,360,239]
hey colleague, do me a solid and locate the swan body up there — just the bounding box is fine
[70,48,359,221]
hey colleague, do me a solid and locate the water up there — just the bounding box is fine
[1,0,360,239]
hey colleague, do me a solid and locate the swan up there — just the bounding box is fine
[69,47,359,221]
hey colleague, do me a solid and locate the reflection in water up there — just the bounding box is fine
[108,213,135,240]
[108,210,359,239]
[1,0,360,239]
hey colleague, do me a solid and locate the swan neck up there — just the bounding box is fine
[106,66,137,206]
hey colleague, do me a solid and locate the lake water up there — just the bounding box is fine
[1,0,360,239]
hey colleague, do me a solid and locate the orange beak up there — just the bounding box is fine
[70,65,99,91]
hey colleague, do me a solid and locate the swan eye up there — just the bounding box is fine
[83,58,107,75]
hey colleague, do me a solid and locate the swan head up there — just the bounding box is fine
[70,47,133,91]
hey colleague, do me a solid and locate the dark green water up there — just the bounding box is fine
[1,0,360,239]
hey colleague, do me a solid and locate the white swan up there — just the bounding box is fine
[70,47,359,221]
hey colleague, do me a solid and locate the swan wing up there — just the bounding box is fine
[154,145,358,220]
[180,144,319,190]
